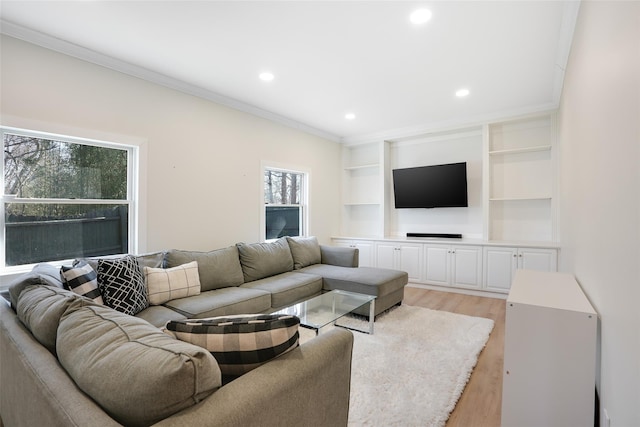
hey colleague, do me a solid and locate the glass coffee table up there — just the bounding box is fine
[274,290,376,335]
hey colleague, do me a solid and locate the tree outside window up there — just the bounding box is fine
[2,128,134,267]
[264,168,305,240]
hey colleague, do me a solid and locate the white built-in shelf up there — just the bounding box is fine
[488,145,552,156]
[344,163,380,171]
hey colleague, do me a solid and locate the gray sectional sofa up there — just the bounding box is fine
[0,236,408,426]
[115,236,407,327]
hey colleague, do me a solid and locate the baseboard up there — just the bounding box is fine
[406,282,508,300]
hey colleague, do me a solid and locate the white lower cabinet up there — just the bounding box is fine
[424,245,483,290]
[375,243,422,282]
[484,247,557,292]
[332,239,374,267]
[333,238,558,295]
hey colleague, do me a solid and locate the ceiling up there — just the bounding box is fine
[0,1,580,144]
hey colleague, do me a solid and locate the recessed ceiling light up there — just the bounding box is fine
[456,88,470,98]
[345,113,356,120]
[259,72,274,82]
[410,8,432,25]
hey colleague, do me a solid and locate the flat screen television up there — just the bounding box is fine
[392,162,468,208]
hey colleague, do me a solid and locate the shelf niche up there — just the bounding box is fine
[486,114,556,243]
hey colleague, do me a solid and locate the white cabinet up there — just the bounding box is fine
[333,237,559,296]
[502,270,597,427]
[375,242,422,282]
[484,247,557,292]
[424,244,483,290]
[333,239,374,267]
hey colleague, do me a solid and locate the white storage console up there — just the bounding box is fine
[332,237,558,295]
[501,269,597,427]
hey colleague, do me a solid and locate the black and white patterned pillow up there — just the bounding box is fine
[97,256,149,316]
[60,260,104,305]
[165,314,299,377]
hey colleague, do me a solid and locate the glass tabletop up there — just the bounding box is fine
[274,290,375,332]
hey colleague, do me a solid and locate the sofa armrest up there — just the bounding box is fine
[156,328,354,427]
[0,303,121,427]
[320,245,359,268]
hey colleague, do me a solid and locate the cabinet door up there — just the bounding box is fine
[356,242,374,267]
[424,245,450,286]
[376,243,397,270]
[518,248,557,272]
[484,247,518,292]
[451,246,483,289]
[398,244,423,282]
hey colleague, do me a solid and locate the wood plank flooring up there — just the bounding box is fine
[402,286,506,427]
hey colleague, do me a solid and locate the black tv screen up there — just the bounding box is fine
[392,162,468,208]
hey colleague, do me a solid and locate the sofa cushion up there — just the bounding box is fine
[135,305,188,328]
[163,287,271,319]
[240,271,323,308]
[287,236,322,269]
[57,305,221,427]
[237,237,294,282]
[144,261,201,305]
[166,246,245,291]
[80,251,165,275]
[16,285,96,354]
[297,264,408,297]
[8,263,65,307]
[165,314,300,377]
[61,260,104,304]
[97,256,149,316]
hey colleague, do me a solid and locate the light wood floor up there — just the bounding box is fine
[403,286,506,427]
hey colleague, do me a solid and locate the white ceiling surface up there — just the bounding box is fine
[0,1,579,144]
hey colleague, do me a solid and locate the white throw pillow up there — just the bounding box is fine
[144,261,201,305]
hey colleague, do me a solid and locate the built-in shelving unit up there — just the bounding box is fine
[341,141,388,237]
[340,111,558,245]
[485,113,556,242]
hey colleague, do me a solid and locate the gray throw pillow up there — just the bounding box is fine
[286,236,322,269]
[236,237,294,282]
[57,305,221,427]
[166,246,245,291]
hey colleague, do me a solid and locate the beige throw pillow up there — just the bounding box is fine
[144,261,201,305]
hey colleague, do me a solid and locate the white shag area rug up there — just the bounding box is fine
[302,304,494,427]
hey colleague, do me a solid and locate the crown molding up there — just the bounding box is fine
[552,1,582,103]
[0,19,341,143]
[341,103,559,146]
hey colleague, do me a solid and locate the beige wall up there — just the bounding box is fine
[0,35,342,253]
[558,2,640,425]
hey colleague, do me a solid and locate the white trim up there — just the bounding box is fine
[342,103,559,146]
[552,1,582,103]
[407,282,508,300]
[0,20,341,144]
[261,161,310,242]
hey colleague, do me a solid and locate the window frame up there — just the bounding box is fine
[0,126,141,274]
[261,162,309,242]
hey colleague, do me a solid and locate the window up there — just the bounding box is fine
[1,127,137,269]
[264,167,306,240]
